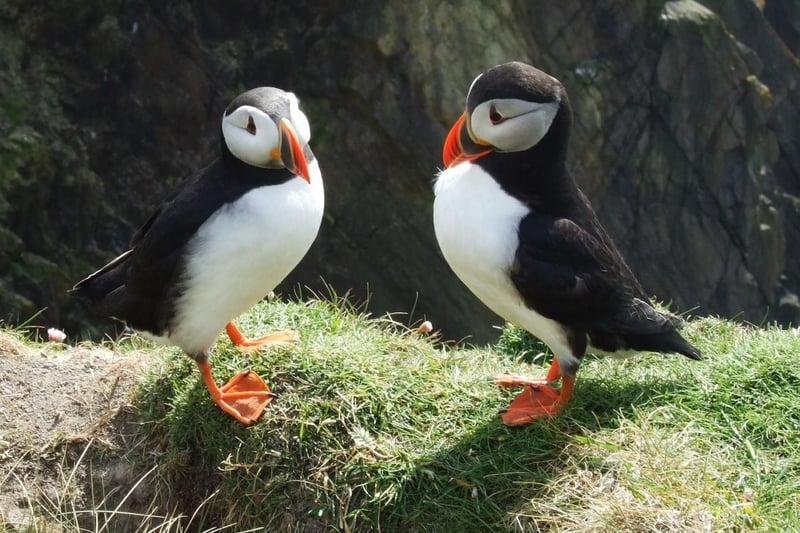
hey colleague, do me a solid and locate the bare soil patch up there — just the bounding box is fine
[0,332,154,530]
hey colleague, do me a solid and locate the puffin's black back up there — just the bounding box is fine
[470,63,701,361]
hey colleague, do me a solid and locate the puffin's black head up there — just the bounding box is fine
[443,62,571,168]
[221,87,311,182]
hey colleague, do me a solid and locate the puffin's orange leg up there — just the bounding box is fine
[545,357,562,382]
[225,321,299,353]
[493,358,574,426]
[198,361,274,425]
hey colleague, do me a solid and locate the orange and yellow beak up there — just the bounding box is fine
[278,118,311,183]
[442,112,493,168]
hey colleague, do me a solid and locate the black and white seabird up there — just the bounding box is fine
[433,62,701,426]
[71,87,324,425]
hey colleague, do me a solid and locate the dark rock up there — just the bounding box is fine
[1,0,799,342]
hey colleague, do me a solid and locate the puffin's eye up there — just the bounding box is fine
[246,116,257,135]
[489,106,505,125]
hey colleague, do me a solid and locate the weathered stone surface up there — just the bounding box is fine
[1,0,798,341]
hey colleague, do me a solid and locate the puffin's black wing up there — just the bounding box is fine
[510,213,701,359]
[510,213,633,324]
[128,173,190,249]
[71,160,231,332]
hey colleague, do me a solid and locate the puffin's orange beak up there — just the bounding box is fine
[278,118,310,183]
[442,112,493,168]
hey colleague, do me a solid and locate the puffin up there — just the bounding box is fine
[70,87,325,425]
[433,62,701,426]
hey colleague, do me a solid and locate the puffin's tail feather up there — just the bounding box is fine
[623,328,702,361]
[669,334,703,361]
[615,301,703,361]
[69,250,132,303]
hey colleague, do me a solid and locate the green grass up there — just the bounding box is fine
[4,295,800,532]
[128,296,800,532]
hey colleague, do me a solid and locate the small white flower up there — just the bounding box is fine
[47,328,67,343]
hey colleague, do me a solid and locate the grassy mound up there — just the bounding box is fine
[133,296,800,531]
[3,295,799,531]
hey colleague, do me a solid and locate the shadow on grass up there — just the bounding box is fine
[68,352,698,532]
[378,373,694,531]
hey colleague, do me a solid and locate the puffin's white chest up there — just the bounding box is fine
[433,164,576,360]
[434,164,527,296]
[168,161,324,354]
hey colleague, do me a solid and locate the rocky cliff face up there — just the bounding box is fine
[1,0,798,341]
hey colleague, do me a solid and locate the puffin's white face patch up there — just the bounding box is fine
[222,106,281,168]
[469,98,559,153]
[223,98,312,170]
[287,93,311,146]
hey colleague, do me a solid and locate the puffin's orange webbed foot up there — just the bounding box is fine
[499,382,570,426]
[493,358,574,426]
[225,321,299,353]
[198,362,275,425]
